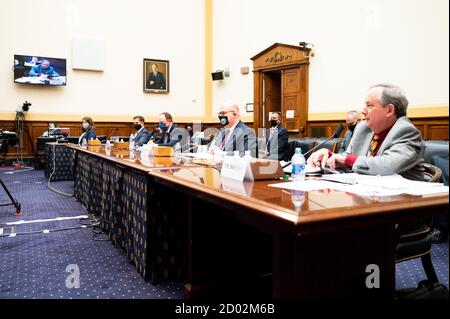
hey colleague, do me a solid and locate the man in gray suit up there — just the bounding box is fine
[307,83,424,181]
[338,110,361,153]
[210,101,257,157]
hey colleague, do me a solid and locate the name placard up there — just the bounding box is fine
[220,156,250,182]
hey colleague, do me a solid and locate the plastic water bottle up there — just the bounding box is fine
[174,142,181,154]
[129,134,135,151]
[291,147,306,181]
[105,140,112,156]
[291,190,305,210]
[244,150,252,160]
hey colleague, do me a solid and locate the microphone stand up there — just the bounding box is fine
[282,125,344,169]
[107,128,119,140]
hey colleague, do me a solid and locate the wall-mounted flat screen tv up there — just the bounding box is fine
[14,55,67,86]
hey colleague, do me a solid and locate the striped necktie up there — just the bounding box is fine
[220,129,230,150]
[367,134,380,157]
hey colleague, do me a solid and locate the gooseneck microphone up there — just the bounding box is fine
[107,128,119,140]
[282,124,345,169]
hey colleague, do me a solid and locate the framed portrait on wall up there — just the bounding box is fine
[143,58,169,93]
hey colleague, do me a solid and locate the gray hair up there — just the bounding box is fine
[346,110,360,121]
[370,83,408,118]
[221,101,240,114]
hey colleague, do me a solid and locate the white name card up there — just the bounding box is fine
[220,156,250,182]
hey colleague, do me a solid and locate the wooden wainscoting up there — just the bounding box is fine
[0,120,225,158]
[306,117,449,140]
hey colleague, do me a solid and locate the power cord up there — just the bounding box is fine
[47,143,73,197]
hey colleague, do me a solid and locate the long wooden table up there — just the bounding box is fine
[68,144,449,298]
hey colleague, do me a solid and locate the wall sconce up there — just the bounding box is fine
[299,42,315,58]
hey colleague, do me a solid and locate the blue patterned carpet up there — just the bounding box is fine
[0,167,448,298]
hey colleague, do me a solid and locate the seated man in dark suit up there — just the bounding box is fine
[153,112,183,147]
[132,115,151,146]
[210,101,257,157]
[264,112,289,161]
[338,110,361,153]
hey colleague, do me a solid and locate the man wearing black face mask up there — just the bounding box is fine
[265,112,289,161]
[338,110,361,153]
[211,101,257,157]
[153,112,182,147]
[132,115,151,146]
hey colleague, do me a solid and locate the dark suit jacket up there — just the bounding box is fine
[154,124,183,147]
[134,127,152,146]
[147,72,166,90]
[79,129,96,145]
[214,121,257,157]
[338,130,353,153]
[266,124,289,161]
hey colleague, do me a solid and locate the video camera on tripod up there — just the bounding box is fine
[0,129,18,164]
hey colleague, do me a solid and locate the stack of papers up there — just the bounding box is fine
[269,173,449,197]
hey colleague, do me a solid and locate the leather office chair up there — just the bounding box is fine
[313,137,344,153]
[287,138,316,161]
[395,163,443,283]
[423,140,449,164]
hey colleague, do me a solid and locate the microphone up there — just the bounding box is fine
[281,124,345,169]
[107,128,119,140]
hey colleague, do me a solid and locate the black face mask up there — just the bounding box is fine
[348,124,357,133]
[270,119,278,127]
[218,116,229,127]
[134,124,142,131]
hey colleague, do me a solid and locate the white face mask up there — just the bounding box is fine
[82,123,90,130]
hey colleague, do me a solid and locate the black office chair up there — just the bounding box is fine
[287,138,316,161]
[395,163,443,283]
[314,137,344,153]
[423,140,449,164]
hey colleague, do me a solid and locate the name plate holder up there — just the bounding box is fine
[221,156,284,182]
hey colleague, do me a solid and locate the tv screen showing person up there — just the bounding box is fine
[14,54,66,86]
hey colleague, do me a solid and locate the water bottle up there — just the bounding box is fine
[129,134,135,151]
[174,142,181,154]
[291,147,306,181]
[234,150,240,157]
[244,150,252,160]
[291,190,305,211]
[105,140,112,156]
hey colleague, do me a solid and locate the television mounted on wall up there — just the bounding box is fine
[14,54,67,86]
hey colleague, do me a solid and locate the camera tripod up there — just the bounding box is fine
[0,177,22,215]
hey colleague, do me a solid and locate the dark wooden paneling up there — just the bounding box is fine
[306,117,448,140]
[0,120,225,158]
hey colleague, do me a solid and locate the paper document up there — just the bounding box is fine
[269,173,449,197]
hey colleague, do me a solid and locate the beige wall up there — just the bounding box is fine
[0,0,205,122]
[212,0,449,117]
[1,0,448,124]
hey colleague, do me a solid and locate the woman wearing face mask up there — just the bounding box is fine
[78,116,96,146]
[338,110,361,153]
